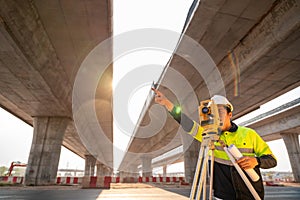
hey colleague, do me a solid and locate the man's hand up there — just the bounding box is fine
[152,88,174,111]
[237,156,258,170]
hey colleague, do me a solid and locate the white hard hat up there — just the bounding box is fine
[211,95,233,112]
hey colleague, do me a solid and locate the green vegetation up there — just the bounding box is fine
[0,166,8,176]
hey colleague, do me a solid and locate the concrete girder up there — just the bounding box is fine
[0,0,113,169]
[0,1,72,117]
[248,105,300,183]
[119,0,300,182]
[249,105,300,141]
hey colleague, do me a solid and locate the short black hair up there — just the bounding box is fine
[224,106,232,114]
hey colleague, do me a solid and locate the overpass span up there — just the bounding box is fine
[249,103,300,182]
[249,99,300,141]
[118,0,300,183]
[0,0,300,186]
[0,0,113,185]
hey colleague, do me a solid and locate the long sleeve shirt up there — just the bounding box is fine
[169,106,277,199]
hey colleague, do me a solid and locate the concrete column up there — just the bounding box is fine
[183,138,200,183]
[84,154,96,176]
[25,117,70,186]
[119,171,126,183]
[91,160,96,177]
[105,167,113,176]
[180,130,200,183]
[163,165,167,178]
[104,165,113,176]
[124,164,138,183]
[95,163,107,188]
[129,164,138,178]
[281,133,300,182]
[141,155,152,177]
[96,163,106,177]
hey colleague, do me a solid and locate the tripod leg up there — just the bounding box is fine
[202,162,207,200]
[195,146,210,200]
[190,145,205,200]
[209,149,214,200]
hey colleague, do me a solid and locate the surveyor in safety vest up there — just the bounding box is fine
[152,88,277,200]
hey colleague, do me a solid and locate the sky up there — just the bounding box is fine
[0,0,299,175]
[112,0,194,171]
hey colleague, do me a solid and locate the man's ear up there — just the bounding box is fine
[228,112,233,119]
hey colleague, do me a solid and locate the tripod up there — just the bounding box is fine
[189,136,261,200]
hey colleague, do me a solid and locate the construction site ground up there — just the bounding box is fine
[0,182,300,199]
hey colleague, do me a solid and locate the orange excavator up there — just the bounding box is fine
[6,161,27,176]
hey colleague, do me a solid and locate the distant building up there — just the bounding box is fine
[261,171,294,182]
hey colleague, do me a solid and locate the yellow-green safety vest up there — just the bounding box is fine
[188,121,275,165]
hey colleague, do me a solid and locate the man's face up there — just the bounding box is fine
[217,105,232,131]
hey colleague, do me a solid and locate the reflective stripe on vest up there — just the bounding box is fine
[215,146,254,154]
[188,121,204,142]
[187,122,275,165]
[190,122,199,137]
[214,144,255,164]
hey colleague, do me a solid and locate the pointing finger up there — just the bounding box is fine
[151,87,158,93]
[151,88,162,96]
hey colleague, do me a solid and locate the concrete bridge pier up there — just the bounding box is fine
[96,163,112,177]
[95,163,112,187]
[128,164,138,178]
[119,171,126,182]
[120,164,138,182]
[84,154,96,176]
[141,155,152,177]
[181,131,200,183]
[120,166,139,183]
[183,140,200,183]
[163,165,167,178]
[96,163,113,177]
[25,117,70,186]
[281,133,300,182]
[82,154,96,188]
[96,163,106,177]
[105,166,113,177]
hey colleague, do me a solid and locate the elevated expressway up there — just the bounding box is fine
[0,0,113,185]
[0,0,299,186]
[250,100,300,182]
[118,0,300,183]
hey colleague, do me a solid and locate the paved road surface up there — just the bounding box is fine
[0,184,299,199]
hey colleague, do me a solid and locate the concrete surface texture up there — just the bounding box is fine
[25,117,70,185]
[0,0,300,186]
[0,0,113,185]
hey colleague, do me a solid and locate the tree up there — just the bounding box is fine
[0,166,8,176]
